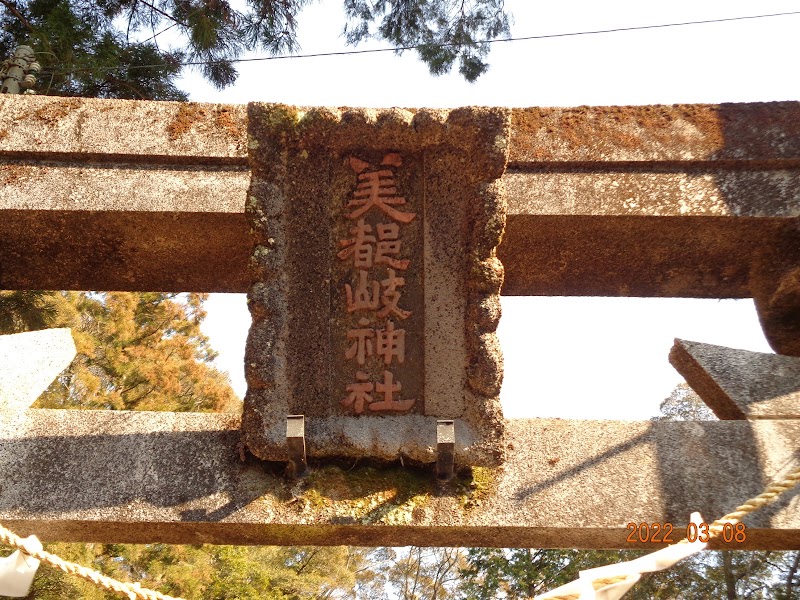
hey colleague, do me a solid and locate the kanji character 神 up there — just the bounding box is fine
[369,370,415,412]
[342,371,373,414]
[347,154,416,224]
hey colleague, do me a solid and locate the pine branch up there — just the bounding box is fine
[136,0,189,29]
[0,0,34,33]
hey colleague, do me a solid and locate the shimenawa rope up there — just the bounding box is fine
[538,464,800,600]
[0,524,184,600]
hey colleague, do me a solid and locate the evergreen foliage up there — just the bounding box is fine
[653,381,717,421]
[0,0,512,100]
[0,290,58,333]
[0,0,187,99]
[18,543,373,599]
[0,290,239,411]
[343,0,510,82]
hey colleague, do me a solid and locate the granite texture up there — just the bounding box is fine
[0,329,75,411]
[670,339,800,419]
[0,410,797,549]
[2,95,799,305]
[243,105,510,466]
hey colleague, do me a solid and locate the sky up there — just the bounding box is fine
[190,0,797,419]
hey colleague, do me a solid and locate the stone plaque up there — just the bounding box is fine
[243,105,510,466]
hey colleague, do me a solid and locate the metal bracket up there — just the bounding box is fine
[286,415,307,477]
[436,420,455,482]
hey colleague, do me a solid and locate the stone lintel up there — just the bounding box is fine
[0,96,247,162]
[508,103,800,164]
[5,96,800,165]
[0,409,797,550]
[670,339,800,420]
[2,97,799,298]
[0,209,789,298]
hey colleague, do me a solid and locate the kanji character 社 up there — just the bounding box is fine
[345,269,380,313]
[345,318,374,365]
[369,370,415,412]
[342,371,373,414]
[338,218,376,269]
[376,319,405,365]
[378,268,412,320]
[375,222,410,270]
[347,154,416,224]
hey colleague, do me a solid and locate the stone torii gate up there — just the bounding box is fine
[0,95,798,550]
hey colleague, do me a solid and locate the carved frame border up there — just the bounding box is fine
[243,104,510,466]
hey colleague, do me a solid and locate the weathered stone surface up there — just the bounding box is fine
[0,210,250,293]
[750,228,800,356]
[1,162,248,213]
[243,105,509,466]
[0,96,247,159]
[509,103,800,163]
[0,329,75,411]
[670,339,800,420]
[498,215,785,297]
[503,170,800,218]
[0,410,797,549]
[0,96,250,294]
[2,96,799,300]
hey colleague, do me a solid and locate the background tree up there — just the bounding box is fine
[458,548,678,599]
[652,381,717,421]
[384,546,464,599]
[0,0,512,100]
[2,290,241,412]
[343,0,510,81]
[18,543,375,599]
[0,290,58,333]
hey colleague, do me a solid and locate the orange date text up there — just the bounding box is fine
[625,522,747,544]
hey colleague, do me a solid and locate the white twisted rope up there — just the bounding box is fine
[0,524,184,600]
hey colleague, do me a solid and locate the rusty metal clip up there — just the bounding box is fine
[286,415,307,477]
[436,420,455,482]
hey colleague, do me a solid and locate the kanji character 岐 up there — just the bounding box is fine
[376,319,405,365]
[347,154,416,224]
[345,270,380,313]
[378,268,412,319]
[338,218,376,268]
[369,370,415,412]
[345,318,374,365]
[375,222,410,270]
[342,371,373,414]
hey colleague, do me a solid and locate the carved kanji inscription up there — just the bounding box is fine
[245,104,509,466]
[335,153,421,415]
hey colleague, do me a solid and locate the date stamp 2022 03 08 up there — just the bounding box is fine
[626,522,747,544]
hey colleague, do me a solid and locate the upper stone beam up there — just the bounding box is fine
[0,96,247,163]
[509,103,800,164]
[1,97,798,298]
[4,97,799,165]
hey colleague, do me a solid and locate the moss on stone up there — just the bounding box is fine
[456,465,500,510]
[286,462,435,524]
